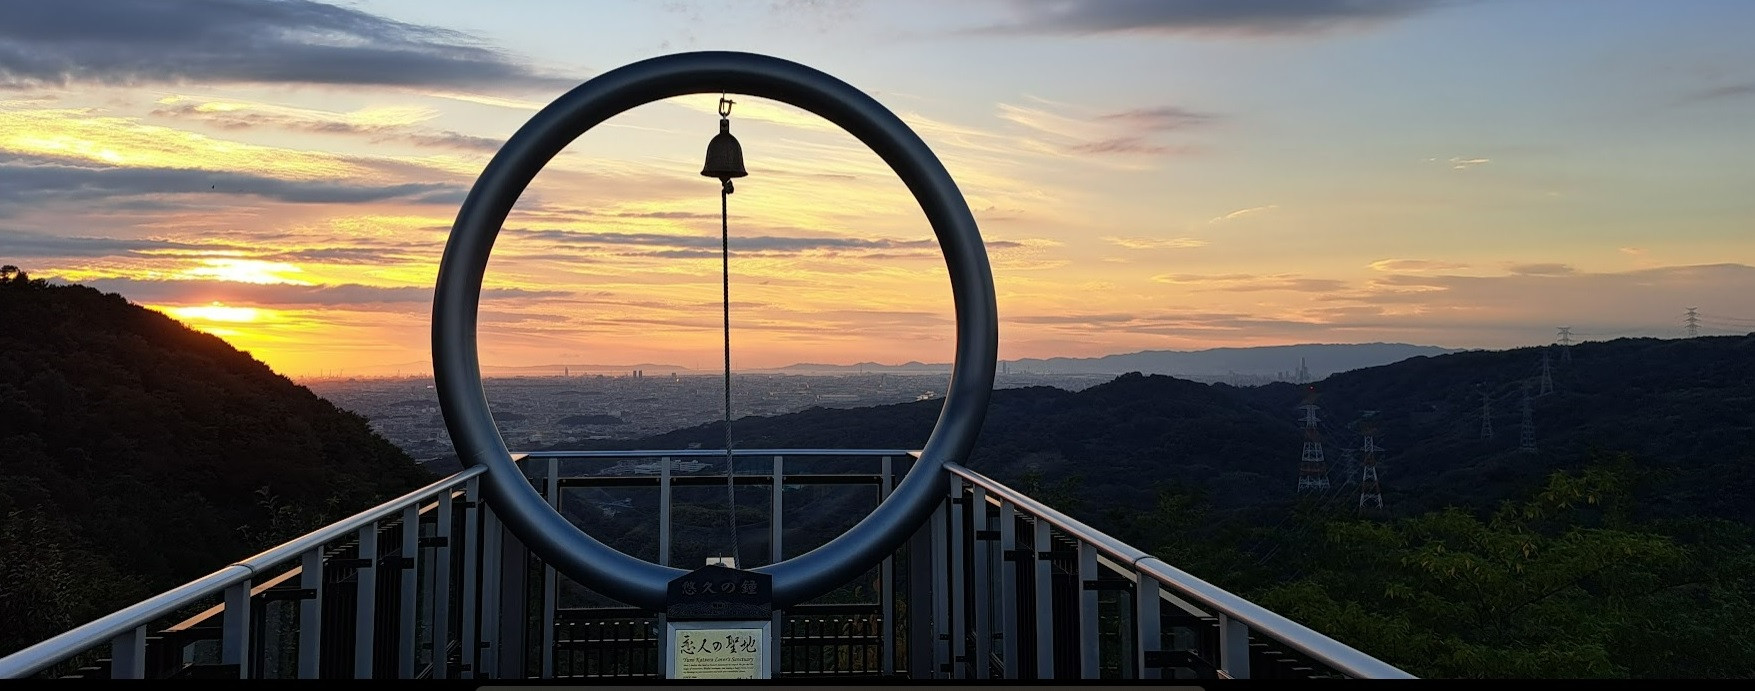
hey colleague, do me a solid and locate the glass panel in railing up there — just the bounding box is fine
[258,598,298,678]
[667,480,770,570]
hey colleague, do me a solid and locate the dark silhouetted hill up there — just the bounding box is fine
[0,267,432,655]
[570,334,1755,528]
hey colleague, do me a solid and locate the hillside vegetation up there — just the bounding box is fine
[0,267,432,655]
[580,333,1755,677]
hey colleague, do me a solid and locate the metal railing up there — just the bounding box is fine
[516,449,906,679]
[0,449,1413,680]
[936,462,1415,679]
[0,465,488,679]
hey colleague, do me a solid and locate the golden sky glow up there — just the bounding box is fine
[5,1,1755,379]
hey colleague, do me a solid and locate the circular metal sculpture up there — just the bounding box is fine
[433,51,997,611]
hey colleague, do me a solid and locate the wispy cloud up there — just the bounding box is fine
[0,157,463,209]
[1679,82,1755,104]
[0,229,221,257]
[0,0,571,90]
[508,228,1022,256]
[1152,272,1347,292]
[76,277,564,306]
[978,0,1463,37]
[1210,204,1277,223]
[152,98,504,152]
[1506,262,1575,276]
[1427,156,1490,169]
[1104,236,1208,250]
[1369,258,1469,272]
[998,101,1216,158]
[0,228,427,265]
[1098,106,1216,130]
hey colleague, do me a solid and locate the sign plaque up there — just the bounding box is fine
[667,620,769,679]
[663,565,774,680]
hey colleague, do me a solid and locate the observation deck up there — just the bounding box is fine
[0,449,1413,681]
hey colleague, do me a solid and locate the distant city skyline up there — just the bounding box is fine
[4,1,1753,378]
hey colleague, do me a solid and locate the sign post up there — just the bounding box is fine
[663,565,773,680]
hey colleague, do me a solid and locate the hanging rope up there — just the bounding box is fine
[702,94,747,569]
[720,173,741,568]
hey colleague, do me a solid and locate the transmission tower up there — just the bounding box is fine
[1479,388,1493,439]
[1519,382,1537,453]
[1358,417,1384,511]
[1539,349,1554,396]
[1296,390,1329,493]
[1686,307,1700,338]
[1556,326,1574,362]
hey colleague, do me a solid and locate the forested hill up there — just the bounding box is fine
[579,335,1755,677]
[1227,335,1755,522]
[0,268,432,655]
[584,333,1755,526]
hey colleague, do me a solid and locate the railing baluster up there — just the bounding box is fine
[771,455,784,565]
[541,457,558,679]
[399,505,418,678]
[659,456,671,568]
[109,626,145,679]
[222,579,252,678]
[970,486,990,680]
[1032,518,1054,680]
[998,501,1018,679]
[1220,614,1251,679]
[459,477,481,679]
[947,478,966,680]
[1136,572,1161,680]
[353,523,378,679]
[477,509,500,678]
[433,488,453,679]
[1077,541,1098,679]
[929,493,950,679]
[297,548,323,679]
[879,455,894,677]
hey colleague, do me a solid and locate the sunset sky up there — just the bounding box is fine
[4,0,1754,378]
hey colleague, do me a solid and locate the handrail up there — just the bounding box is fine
[945,461,1414,680]
[521,449,916,459]
[0,567,252,679]
[0,465,488,679]
[1134,558,1414,679]
[231,465,487,573]
[945,462,1152,566]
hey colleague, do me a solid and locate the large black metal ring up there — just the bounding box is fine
[433,51,997,610]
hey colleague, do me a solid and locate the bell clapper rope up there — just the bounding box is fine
[701,95,748,568]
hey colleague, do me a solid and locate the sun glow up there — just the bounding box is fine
[163,302,262,323]
[178,258,311,285]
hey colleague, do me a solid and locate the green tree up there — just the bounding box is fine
[1253,460,1720,677]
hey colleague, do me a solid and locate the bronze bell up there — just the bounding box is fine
[701,117,748,182]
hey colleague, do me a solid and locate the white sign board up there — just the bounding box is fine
[664,620,771,680]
